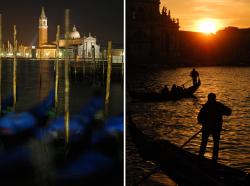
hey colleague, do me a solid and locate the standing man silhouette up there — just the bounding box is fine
[198,93,232,162]
[190,68,199,86]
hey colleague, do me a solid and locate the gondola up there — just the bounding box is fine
[128,114,249,186]
[0,88,55,148]
[1,94,15,115]
[0,101,123,186]
[54,115,124,186]
[128,79,201,102]
[0,95,104,185]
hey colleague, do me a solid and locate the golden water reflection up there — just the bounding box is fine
[129,67,250,185]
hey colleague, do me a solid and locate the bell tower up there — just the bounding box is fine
[38,7,48,46]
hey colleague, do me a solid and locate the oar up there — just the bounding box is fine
[181,79,192,86]
[135,128,202,186]
[180,128,202,148]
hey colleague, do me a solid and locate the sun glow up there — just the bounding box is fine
[197,19,217,34]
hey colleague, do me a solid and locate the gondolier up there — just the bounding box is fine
[128,114,248,186]
[190,68,199,86]
[198,93,232,162]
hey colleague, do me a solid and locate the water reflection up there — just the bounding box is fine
[129,67,250,177]
[0,60,123,185]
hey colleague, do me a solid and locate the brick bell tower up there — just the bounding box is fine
[38,7,48,46]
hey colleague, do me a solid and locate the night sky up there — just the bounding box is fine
[0,0,123,46]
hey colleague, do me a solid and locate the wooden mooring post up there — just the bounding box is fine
[102,49,105,84]
[55,25,60,112]
[0,14,2,114]
[105,41,112,115]
[81,35,85,79]
[13,25,17,111]
[64,9,70,144]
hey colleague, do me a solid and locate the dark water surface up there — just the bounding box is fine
[0,60,123,185]
[127,67,250,185]
[2,60,123,115]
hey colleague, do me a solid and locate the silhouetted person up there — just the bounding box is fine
[170,84,184,98]
[198,93,232,162]
[176,86,184,95]
[161,85,169,96]
[190,68,199,86]
[170,84,177,97]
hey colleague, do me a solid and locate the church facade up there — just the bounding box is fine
[36,7,100,59]
[126,0,179,63]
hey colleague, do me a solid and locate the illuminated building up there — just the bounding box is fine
[36,7,100,59]
[38,7,48,46]
[77,33,100,59]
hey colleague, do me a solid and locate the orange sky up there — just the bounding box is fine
[161,0,250,32]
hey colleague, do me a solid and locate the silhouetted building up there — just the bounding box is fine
[178,27,250,66]
[127,0,179,64]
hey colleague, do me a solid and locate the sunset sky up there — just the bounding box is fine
[161,0,250,32]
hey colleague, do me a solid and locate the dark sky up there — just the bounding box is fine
[0,0,123,46]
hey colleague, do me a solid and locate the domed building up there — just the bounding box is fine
[36,7,100,59]
[59,27,100,59]
[69,26,81,39]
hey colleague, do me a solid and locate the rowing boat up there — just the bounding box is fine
[128,79,201,102]
[128,115,249,186]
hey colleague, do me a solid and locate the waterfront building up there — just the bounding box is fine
[36,7,57,59]
[102,48,124,64]
[38,7,48,46]
[36,7,100,60]
[0,7,117,60]
[126,0,179,63]
[77,33,100,59]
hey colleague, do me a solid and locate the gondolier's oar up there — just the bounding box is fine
[180,128,202,148]
[181,79,192,86]
[135,128,202,186]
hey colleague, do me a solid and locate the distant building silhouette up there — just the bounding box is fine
[178,27,250,66]
[126,0,179,64]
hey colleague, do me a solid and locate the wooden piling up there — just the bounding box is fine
[121,51,124,84]
[64,9,70,144]
[13,25,17,111]
[81,35,85,78]
[92,46,96,69]
[102,49,105,84]
[55,25,60,112]
[0,14,2,114]
[105,41,112,115]
[91,46,96,84]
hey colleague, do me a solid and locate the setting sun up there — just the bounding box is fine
[197,19,217,34]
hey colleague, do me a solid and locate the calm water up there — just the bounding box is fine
[127,67,250,185]
[1,60,123,115]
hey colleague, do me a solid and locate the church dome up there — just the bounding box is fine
[70,25,80,39]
